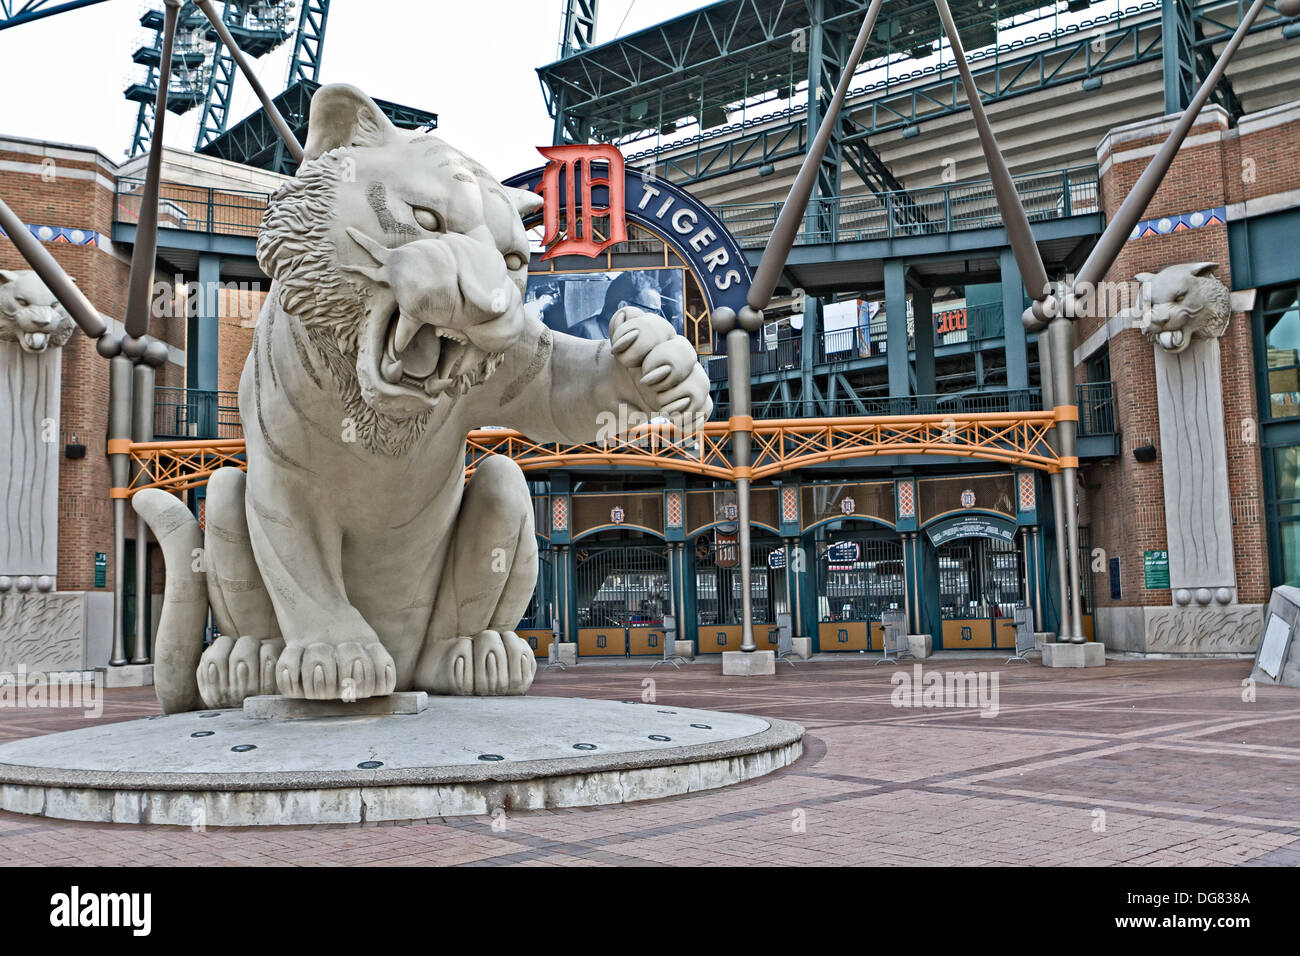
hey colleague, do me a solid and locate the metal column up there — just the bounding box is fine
[130,362,155,662]
[108,357,133,666]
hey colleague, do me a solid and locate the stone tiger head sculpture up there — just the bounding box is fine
[0,269,75,354]
[1135,262,1231,354]
[255,84,543,449]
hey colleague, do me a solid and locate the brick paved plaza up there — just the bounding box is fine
[0,655,1296,867]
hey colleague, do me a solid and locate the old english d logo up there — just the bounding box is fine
[596,633,607,649]
[537,144,628,259]
[717,631,727,647]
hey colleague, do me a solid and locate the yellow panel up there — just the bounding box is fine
[578,627,625,656]
[1084,614,1094,641]
[697,625,744,653]
[993,619,1019,649]
[757,625,780,650]
[819,621,868,650]
[869,621,883,651]
[517,629,554,659]
[628,626,667,655]
[942,618,993,648]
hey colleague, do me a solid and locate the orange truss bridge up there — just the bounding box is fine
[117,408,1077,498]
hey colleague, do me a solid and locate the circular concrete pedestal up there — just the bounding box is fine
[0,697,803,826]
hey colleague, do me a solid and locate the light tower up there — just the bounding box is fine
[124,0,296,158]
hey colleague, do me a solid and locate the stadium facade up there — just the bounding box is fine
[2,0,1298,668]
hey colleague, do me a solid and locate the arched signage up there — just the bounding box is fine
[505,150,754,319]
[925,514,1018,547]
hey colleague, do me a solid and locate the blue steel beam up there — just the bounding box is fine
[286,0,329,85]
[538,0,1051,141]
[623,1,1290,187]
[559,0,598,58]
[0,0,107,30]
[195,1,239,149]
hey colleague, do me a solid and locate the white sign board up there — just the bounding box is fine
[1258,613,1291,680]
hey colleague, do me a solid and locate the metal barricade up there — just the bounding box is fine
[1004,605,1037,663]
[876,609,913,665]
[775,612,797,666]
[544,619,566,670]
[651,614,689,670]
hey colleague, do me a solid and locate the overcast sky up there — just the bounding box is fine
[0,0,703,179]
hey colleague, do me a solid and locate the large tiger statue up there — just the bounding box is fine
[134,84,711,712]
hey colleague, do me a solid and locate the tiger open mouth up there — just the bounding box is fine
[358,301,502,418]
[18,331,50,352]
[378,306,479,398]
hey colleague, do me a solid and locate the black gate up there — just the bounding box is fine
[573,541,670,656]
[694,535,785,652]
[936,536,1025,648]
[812,524,904,651]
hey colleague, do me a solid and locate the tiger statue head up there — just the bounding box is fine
[0,269,75,354]
[1135,262,1231,354]
[256,84,542,447]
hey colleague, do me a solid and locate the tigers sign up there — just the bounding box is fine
[505,150,754,318]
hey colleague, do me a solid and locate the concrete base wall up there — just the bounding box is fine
[1096,604,1266,655]
[0,591,115,673]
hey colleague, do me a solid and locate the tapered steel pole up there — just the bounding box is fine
[1051,318,1085,640]
[124,0,180,340]
[724,0,885,651]
[724,321,758,650]
[1038,331,1070,638]
[1072,0,1268,295]
[195,0,304,164]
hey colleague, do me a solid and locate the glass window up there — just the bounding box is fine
[1274,447,1300,502]
[1270,448,1300,587]
[1263,287,1300,420]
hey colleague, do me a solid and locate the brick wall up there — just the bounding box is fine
[217,285,263,395]
[1078,105,1277,609]
[0,141,184,592]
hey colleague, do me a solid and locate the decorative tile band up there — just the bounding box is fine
[1129,206,1225,241]
[0,222,100,246]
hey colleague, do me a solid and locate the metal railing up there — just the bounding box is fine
[1076,381,1117,436]
[714,388,1043,421]
[817,301,1009,363]
[113,163,1097,250]
[154,387,242,440]
[716,165,1100,249]
[116,177,270,238]
[750,337,801,375]
[711,383,1116,439]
